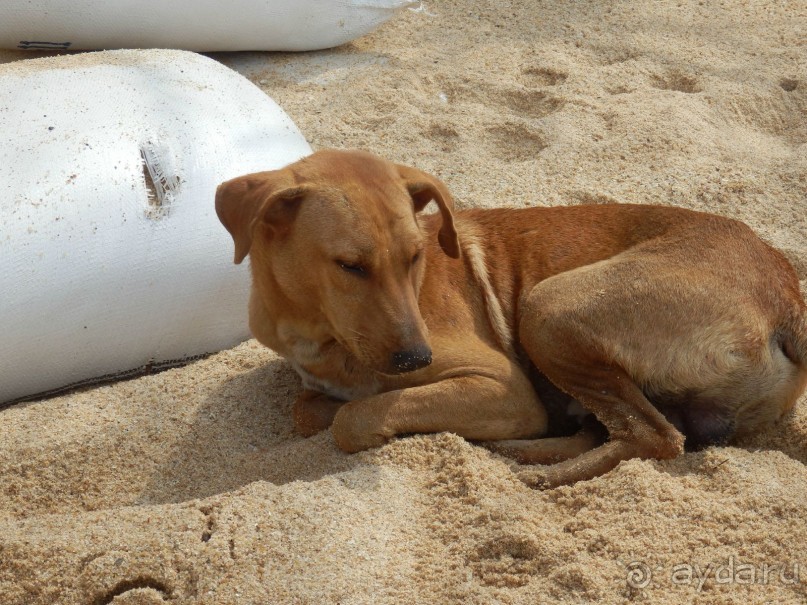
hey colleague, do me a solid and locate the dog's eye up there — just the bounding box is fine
[337,260,367,276]
[412,251,421,265]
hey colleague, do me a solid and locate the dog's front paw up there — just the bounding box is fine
[293,390,345,437]
[331,403,391,453]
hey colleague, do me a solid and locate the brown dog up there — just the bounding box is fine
[215,149,807,488]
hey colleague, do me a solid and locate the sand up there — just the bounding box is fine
[1,1,806,603]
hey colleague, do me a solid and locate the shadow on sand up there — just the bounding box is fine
[137,358,372,505]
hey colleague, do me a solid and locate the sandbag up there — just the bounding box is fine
[0,0,418,52]
[0,49,311,404]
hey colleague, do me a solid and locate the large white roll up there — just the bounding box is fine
[0,49,311,404]
[0,0,418,52]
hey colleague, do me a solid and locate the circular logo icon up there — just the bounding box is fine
[626,561,652,589]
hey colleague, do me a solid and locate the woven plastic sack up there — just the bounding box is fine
[0,49,311,404]
[0,0,418,52]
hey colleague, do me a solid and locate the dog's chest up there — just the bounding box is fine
[284,335,381,401]
[290,361,380,400]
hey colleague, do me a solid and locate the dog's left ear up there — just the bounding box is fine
[397,165,460,258]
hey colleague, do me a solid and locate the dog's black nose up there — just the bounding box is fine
[391,346,432,373]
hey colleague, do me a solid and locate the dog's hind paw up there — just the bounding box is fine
[515,467,556,490]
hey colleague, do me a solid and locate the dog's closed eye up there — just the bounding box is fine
[337,260,368,277]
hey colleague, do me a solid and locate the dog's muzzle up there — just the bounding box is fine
[391,346,432,373]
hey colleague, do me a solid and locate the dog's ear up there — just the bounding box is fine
[215,172,308,264]
[397,165,460,258]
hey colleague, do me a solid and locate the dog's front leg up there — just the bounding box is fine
[330,368,547,453]
[293,389,348,437]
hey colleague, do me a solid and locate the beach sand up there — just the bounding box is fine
[1,1,806,603]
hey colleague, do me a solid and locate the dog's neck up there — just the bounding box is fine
[248,287,382,400]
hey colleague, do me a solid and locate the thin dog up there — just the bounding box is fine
[215,149,807,488]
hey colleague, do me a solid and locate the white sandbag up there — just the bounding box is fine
[0,49,311,404]
[0,0,418,52]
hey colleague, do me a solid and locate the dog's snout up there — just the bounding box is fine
[391,346,432,373]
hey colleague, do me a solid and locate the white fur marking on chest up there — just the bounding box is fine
[290,361,380,401]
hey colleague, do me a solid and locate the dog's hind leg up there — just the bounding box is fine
[513,263,690,488]
[484,418,606,464]
[517,439,644,489]
[512,362,685,488]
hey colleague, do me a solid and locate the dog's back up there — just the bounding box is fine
[442,204,807,447]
